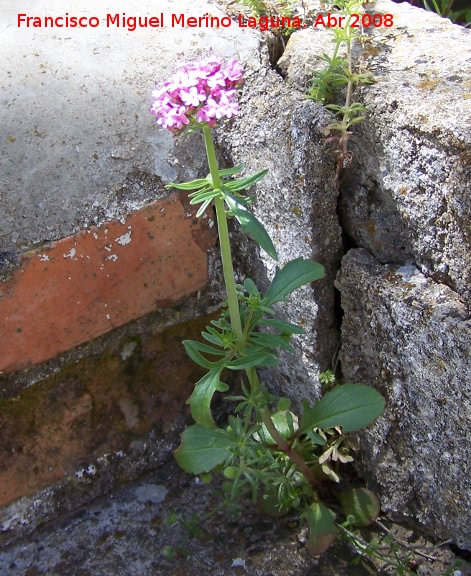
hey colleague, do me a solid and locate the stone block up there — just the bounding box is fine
[279,0,471,301]
[337,248,471,549]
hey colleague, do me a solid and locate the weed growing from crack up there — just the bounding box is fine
[148,34,466,576]
[308,0,374,174]
[150,54,385,557]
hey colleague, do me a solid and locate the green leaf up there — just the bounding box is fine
[249,332,294,353]
[305,429,326,445]
[338,488,380,527]
[174,424,237,473]
[345,116,365,129]
[186,367,227,428]
[223,168,268,192]
[226,351,279,370]
[224,193,278,260]
[218,164,245,177]
[201,330,224,347]
[305,501,337,556]
[243,277,260,296]
[263,258,325,306]
[276,397,291,411]
[188,188,221,202]
[300,384,385,434]
[183,339,227,364]
[224,193,255,206]
[183,340,218,370]
[255,411,298,444]
[186,339,227,356]
[166,178,210,191]
[196,199,213,218]
[259,318,304,335]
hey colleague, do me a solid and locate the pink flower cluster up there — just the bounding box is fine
[150,56,244,133]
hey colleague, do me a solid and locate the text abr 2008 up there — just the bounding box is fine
[313,13,394,27]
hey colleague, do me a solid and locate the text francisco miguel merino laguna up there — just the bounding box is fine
[18,12,341,31]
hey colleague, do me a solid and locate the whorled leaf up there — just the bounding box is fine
[174,424,237,474]
[166,178,210,191]
[263,258,325,307]
[189,188,221,202]
[222,168,268,192]
[306,501,338,556]
[217,164,245,178]
[300,384,385,434]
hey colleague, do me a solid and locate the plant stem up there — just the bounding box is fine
[340,16,354,132]
[204,125,321,491]
[246,367,322,490]
[261,407,322,489]
[202,125,244,343]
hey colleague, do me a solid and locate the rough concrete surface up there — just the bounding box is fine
[338,249,471,550]
[0,0,260,251]
[1,457,468,576]
[280,0,471,301]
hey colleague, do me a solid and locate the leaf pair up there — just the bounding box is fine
[306,488,380,555]
[168,166,278,259]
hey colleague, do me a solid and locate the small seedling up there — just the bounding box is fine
[309,0,374,173]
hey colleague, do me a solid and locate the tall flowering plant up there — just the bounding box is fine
[150,56,384,556]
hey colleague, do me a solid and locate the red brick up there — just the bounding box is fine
[0,192,215,374]
[0,314,216,506]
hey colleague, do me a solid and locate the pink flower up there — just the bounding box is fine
[224,59,244,84]
[180,86,207,107]
[216,91,239,118]
[150,56,244,134]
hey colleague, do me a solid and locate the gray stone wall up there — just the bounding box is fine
[337,249,471,549]
[278,0,471,549]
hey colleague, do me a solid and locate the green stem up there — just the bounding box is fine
[345,40,353,112]
[246,367,322,490]
[341,18,354,132]
[202,125,244,343]
[261,408,321,488]
[203,125,320,492]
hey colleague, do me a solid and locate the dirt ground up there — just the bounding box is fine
[0,456,469,576]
